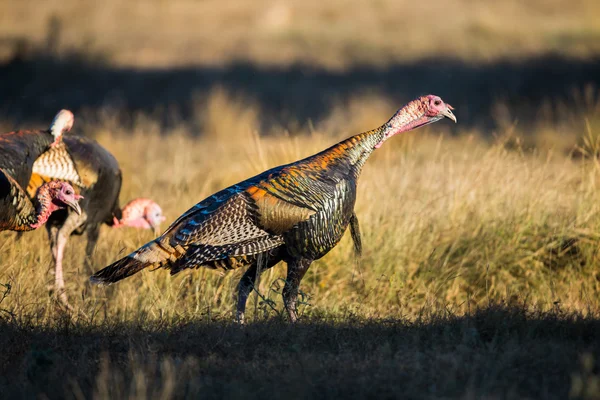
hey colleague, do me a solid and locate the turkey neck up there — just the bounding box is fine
[28,185,58,229]
[303,122,390,180]
[304,99,425,179]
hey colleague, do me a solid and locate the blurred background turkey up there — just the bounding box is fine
[1,1,600,399]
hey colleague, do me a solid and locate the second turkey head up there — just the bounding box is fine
[116,198,166,235]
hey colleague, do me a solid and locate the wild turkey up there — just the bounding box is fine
[27,134,165,308]
[91,95,456,323]
[112,198,166,234]
[0,110,82,231]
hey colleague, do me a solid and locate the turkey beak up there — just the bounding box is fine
[67,199,82,215]
[66,194,83,215]
[442,105,457,123]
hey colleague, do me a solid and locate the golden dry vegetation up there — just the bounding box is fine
[2,89,600,322]
[1,0,600,68]
[2,93,600,398]
[2,0,600,398]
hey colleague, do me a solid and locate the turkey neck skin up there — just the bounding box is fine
[253,125,385,260]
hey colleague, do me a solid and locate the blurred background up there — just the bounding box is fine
[1,0,599,146]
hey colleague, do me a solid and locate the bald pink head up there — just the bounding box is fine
[49,109,74,146]
[30,181,83,229]
[113,198,165,234]
[375,95,456,148]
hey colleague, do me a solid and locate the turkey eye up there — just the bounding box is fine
[434,100,441,106]
[66,190,72,195]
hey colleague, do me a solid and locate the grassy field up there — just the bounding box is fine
[3,93,600,320]
[2,0,600,398]
[1,0,600,68]
[1,93,600,397]
[1,0,599,137]
[2,305,600,399]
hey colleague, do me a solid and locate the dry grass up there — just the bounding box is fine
[2,0,600,397]
[1,88,600,398]
[1,0,600,68]
[2,305,600,399]
[3,91,600,322]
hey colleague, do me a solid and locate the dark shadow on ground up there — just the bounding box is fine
[0,304,599,399]
[1,46,599,133]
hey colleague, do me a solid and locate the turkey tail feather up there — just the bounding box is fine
[89,255,149,284]
[90,239,176,284]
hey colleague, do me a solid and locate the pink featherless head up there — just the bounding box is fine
[49,109,74,145]
[423,95,456,121]
[118,198,165,234]
[30,181,83,229]
[48,181,83,215]
[375,94,456,148]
